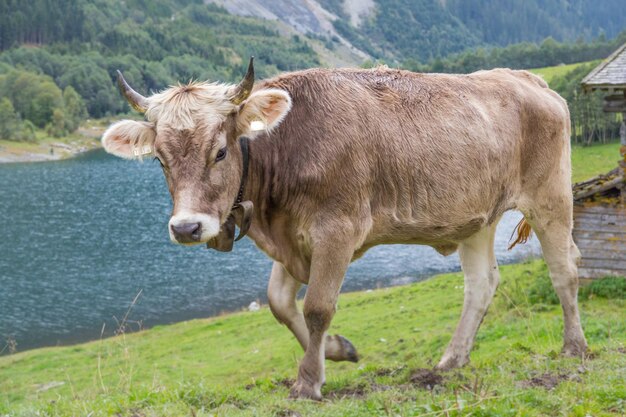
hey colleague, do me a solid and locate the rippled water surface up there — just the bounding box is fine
[0,150,541,351]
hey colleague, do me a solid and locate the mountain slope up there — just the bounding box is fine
[0,0,323,120]
[0,0,624,130]
[208,0,626,62]
[205,0,369,64]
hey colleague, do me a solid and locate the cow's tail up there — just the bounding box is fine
[508,218,532,250]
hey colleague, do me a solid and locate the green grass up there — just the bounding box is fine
[529,61,598,85]
[1,260,625,416]
[571,142,622,183]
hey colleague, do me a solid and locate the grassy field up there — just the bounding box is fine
[571,142,622,183]
[1,260,625,416]
[529,61,598,84]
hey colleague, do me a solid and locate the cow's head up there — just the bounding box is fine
[102,59,292,245]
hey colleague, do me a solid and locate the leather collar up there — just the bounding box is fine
[234,136,249,207]
[206,136,254,251]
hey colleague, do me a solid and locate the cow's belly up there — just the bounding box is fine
[360,154,517,253]
[356,204,507,260]
[386,215,485,241]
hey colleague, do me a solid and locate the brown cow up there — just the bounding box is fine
[101,60,587,400]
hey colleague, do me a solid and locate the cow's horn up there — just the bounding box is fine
[116,70,148,113]
[230,57,255,105]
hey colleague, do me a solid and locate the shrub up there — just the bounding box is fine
[527,272,626,305]
[527,270,560,305]
[580,277,626,300]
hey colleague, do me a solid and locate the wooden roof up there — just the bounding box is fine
[581,42,626,92]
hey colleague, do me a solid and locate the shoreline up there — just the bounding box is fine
[0,266,461,355]
[3,252,541,356]
[0,126,104,164]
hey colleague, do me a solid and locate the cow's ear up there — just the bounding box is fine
[237,89,292,137]
[102,120,156,159]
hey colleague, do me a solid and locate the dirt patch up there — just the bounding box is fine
[326,384,367,400]
[274,378,295,390]
[520,373,562,390]
[617,346,626,354]
[520,368,585,390]
[370,383,393,393]
[325,377,395,399]
[409,368,444,390]
[275,409,302,417]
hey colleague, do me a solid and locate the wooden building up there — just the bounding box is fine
[573,43,626,279]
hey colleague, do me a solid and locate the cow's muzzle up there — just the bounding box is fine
[168,212,220,245]
[171,222,202,243]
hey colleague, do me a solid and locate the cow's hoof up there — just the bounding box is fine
[435,354,469,371]
[561,339,588,358]
[289,381,322,401]
[341,336,360,363]
[326,334,360,363]
[325,334,359,362]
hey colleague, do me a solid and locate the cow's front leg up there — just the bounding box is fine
[289,239,353,400]
[437,222,500,370]
[268,262,359,362]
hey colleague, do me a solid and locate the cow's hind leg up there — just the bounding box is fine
[437,221,500,370]
[268,262,359,363]
[523,201,587,356]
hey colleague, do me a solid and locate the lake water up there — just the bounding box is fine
[0,150,541,352]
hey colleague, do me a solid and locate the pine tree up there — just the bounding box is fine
[0,97,21,140]
[62,86,87,133]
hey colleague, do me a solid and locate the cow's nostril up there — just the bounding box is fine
[171,222,202,242]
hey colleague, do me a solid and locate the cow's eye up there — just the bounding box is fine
[215,147,227,162]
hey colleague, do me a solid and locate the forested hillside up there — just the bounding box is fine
[446,0,624,46]
[404,32,626,74]
[219,0,626,63]
[360,0,626,62]
[0,0,320,140]
[0,1,320,75]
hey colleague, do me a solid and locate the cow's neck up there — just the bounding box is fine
[240,137,310,282]
[241,138,276,253]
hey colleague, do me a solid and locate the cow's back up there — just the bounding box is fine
[254,67,569,246]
